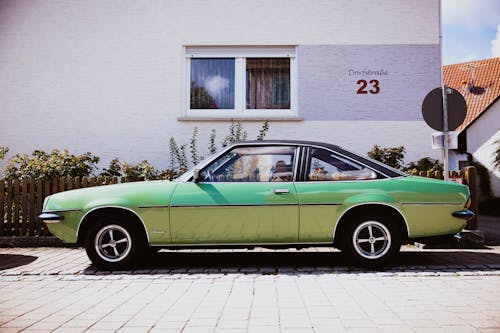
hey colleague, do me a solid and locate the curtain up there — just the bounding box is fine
[246,58,290,109]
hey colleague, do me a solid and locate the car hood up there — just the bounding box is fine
[44,180,179,212]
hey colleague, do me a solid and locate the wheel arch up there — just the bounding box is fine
[77,206,149,245]
[332,203,409,247]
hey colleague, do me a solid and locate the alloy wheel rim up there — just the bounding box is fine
[352,221,391,260]
[94,224,132,263]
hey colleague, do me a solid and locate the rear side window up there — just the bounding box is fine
[307,148,377,181]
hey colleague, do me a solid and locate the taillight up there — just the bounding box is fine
[465,198,471,209]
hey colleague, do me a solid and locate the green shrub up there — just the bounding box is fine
[403,157,443,173]
[100,158,178,181]
[3,149,100,179]
[367,145,405,169]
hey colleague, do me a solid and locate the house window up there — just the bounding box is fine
[184,46,297,119]
[246,58,290,109]
[190,59,235,109]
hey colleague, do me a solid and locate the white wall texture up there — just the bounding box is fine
[0,0,440,173]
[466,102,500,197]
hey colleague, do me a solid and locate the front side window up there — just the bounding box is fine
[308,148,377,181]
[201,146,296,182]
[185,47,296,119]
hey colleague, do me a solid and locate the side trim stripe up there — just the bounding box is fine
[400,202,462,206]
[43,209,82,213]
[171,203,297,208]
[137,205,170,209]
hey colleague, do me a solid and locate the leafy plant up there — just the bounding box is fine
[256,121,270,141]
[3,149,99,179]
[367,145,405,169]
[169,138,188,173]
[221,121,248,147]
[190,126,200,165]
[0,146,8,160]
[100,158,179,181]
[403,157,443,173]
[208,129,217,155]
[100,158,122,177]
[119,160,159,181]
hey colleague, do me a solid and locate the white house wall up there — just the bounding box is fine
[0,0,440,172]
[466,102,500,197]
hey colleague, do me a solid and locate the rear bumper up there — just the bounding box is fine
[452,209,475,220]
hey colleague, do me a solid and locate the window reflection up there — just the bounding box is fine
[201,146,296,182]
[190,58,235,109]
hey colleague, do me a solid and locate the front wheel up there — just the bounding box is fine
[85,219,146,270]
[341,215,402,267]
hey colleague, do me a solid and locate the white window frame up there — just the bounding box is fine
[182,46,298,120]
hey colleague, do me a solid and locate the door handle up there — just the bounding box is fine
[273,188,289,195]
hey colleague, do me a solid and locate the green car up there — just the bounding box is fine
[39,141,473,269]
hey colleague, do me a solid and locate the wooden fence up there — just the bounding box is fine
[0,176,119,237]
[0,167,478,237]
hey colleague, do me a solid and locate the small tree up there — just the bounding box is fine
[367,145,405,169]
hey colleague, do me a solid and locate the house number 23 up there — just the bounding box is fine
[356,79,380,94]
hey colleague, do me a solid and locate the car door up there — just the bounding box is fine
[169,145,300,244]
[295,147,379,242]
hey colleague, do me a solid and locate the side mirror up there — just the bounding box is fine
[193,169,200,182]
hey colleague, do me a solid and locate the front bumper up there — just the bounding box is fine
[452,209,475,220]
[38,212,64,224]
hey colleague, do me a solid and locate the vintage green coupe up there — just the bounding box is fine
[39,141,473,269]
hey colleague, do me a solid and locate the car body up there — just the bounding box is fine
[39,140,473,268]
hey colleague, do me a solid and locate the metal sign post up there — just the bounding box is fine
[441,86,449,181]
[422,86,466,182]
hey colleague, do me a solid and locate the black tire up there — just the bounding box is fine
[341,213,402,268]
[84,217,147,270]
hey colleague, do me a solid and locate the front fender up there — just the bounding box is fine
[83,198,134,211]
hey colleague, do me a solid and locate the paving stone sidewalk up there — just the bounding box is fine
[0,246,500,332]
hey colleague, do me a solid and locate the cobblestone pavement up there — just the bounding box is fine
[1,246,500,333]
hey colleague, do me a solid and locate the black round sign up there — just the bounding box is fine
[422,87,467,131]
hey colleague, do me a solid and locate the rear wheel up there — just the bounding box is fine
[341,214,402,267]
[85,218,146,270]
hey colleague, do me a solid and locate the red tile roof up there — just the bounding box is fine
[443,57,500,132]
